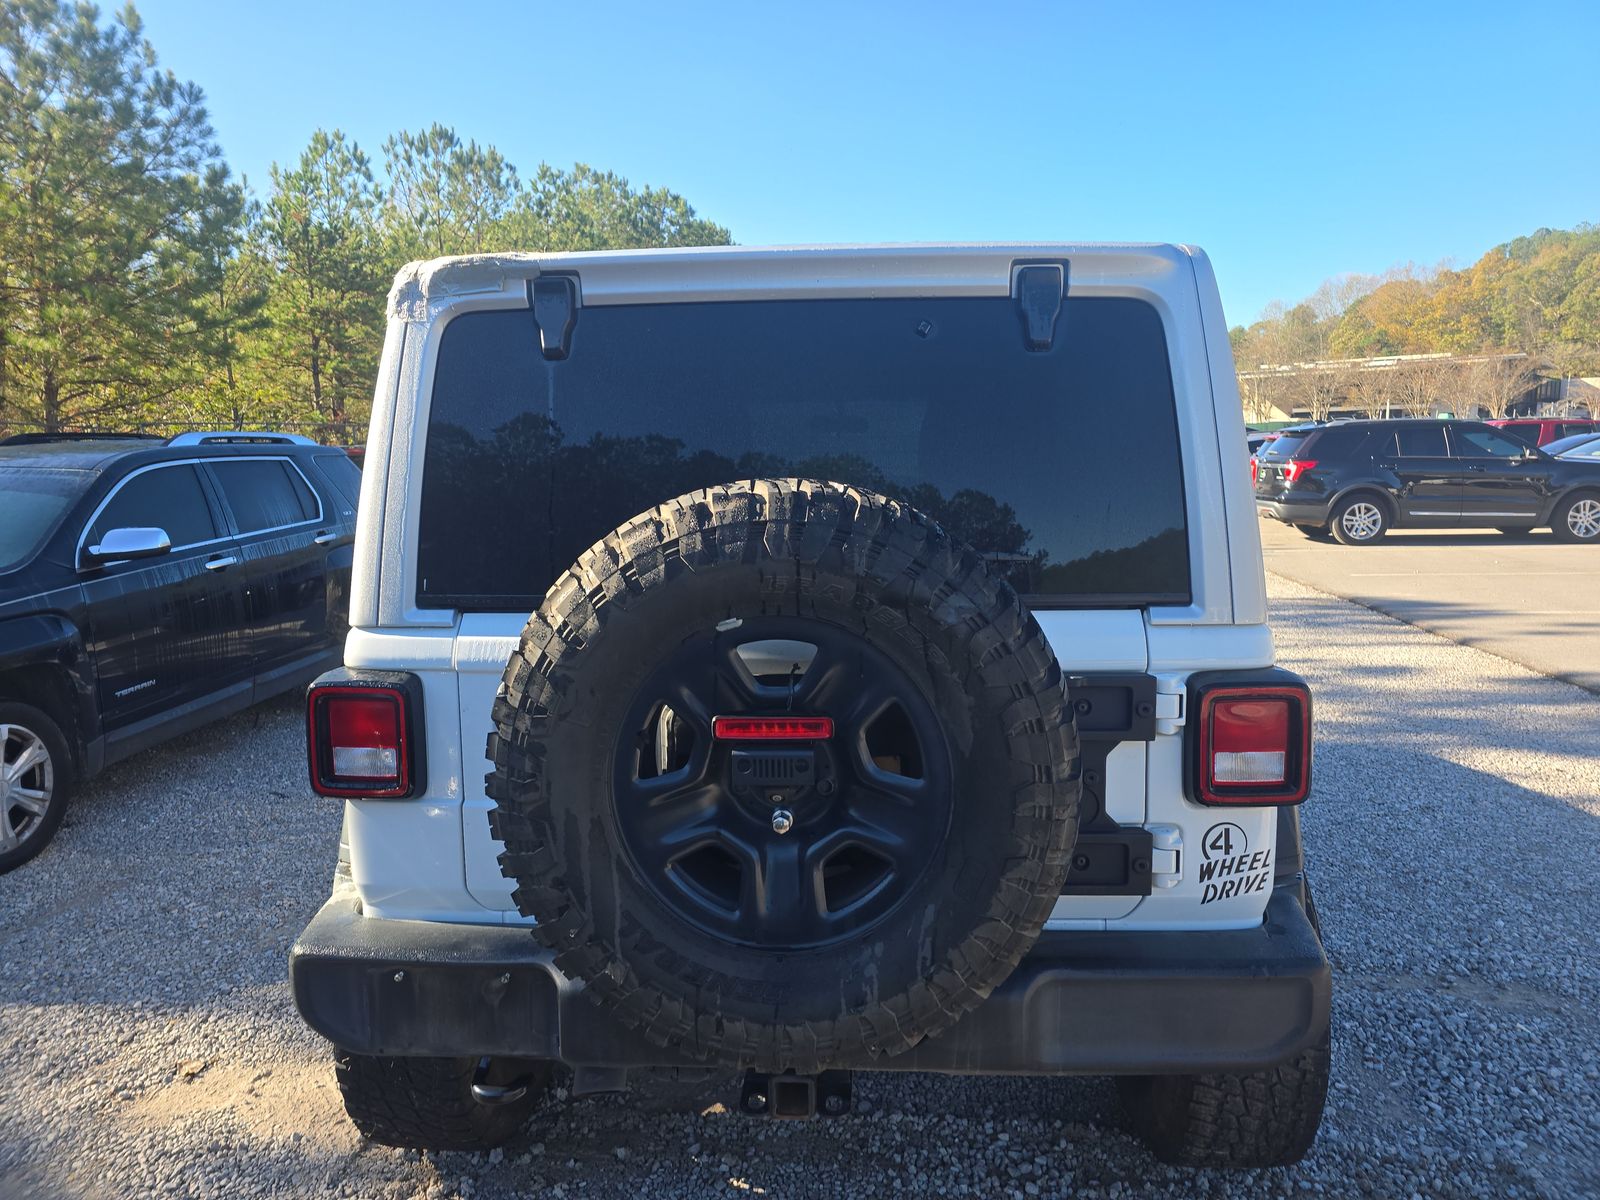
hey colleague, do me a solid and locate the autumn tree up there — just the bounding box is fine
[1461,354,1537,418]
[0,0,245,432]
[1391,360,1447,418]
[1349,367,1394,420]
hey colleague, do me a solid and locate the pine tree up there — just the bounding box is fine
[0,0,245,432]
[258,129,384,441]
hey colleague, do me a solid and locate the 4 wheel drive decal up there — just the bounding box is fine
[1199,821,1273,904]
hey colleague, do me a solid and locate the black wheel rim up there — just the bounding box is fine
[612,616,955,951]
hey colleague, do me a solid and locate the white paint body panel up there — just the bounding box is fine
[339,243,1288,933]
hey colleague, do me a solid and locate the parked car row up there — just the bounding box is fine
[0,431,360,871]
[1252,418,1600,544]
[1485,416,1600,447]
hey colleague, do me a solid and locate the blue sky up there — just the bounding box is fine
[132,0,1600,325]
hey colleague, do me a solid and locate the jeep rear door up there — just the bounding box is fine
[407,277,1188,915]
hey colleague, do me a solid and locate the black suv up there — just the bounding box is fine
[0,432,360,871]
[1254,418,1600,545]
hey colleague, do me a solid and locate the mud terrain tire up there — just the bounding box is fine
[486,479,1080,1071]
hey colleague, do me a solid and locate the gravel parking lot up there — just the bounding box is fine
[3,574,1598,1200]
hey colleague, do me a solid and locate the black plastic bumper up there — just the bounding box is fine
[1256,497,1330,525]
[290,881,1330,1077]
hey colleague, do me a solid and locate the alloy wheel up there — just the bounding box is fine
[612,618,955,951]
[1340,502,1383,541]
[1567,498,1600,540]
[0,724,55,853]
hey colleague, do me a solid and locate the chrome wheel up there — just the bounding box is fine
[1567,498,1600,540]
[1340,502,1383,541]
[0,724,55,853]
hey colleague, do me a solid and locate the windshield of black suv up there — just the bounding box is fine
[0,468,87,572]
[417,295,1190,612]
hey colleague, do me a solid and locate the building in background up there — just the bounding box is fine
[1235,351,1593,424]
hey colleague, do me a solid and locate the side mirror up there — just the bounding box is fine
[83,527,172,567]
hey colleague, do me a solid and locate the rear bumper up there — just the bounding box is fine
[291,880,1330,1077]
[1256,497,1330,526]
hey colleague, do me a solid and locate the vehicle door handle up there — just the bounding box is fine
[204,555,239,571]
[1465,464,1486,472]
[313,531,343,545]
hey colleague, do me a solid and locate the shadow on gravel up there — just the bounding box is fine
[1276,591,1600,1198]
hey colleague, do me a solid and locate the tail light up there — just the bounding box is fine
[713,716,834,740]
[1280,459,1317,484]
[1189,679,1311,806]
[1250,458,1259,485]
[308,672,424,798]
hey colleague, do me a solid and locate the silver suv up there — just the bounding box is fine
[291,244,1329,1168]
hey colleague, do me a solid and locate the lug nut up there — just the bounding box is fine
[745,1091,767,1112]
[822,1093,848,1115]
[771,809,794,835]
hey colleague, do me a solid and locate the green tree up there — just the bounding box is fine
[0,0,245,432]
[258,129,384,439]
[382,124,520,259]
[511,163,732,251]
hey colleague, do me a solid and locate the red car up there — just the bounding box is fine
[1486,417,1599,447]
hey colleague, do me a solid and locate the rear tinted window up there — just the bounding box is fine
[312,453,362,510]
[210,460,319,533]
[1260,434,1311,459]
[418,296,1190,611]
[1395,426,1449,457]
[1306,427,1370,459]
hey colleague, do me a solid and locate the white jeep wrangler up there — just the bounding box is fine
[291,244,1330,1168]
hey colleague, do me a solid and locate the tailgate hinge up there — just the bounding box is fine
[1154,674,1186,735]
[1147,824,1183,889]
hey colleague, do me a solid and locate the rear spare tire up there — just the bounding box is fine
[487,479,1081,1071]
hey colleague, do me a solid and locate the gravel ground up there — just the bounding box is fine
[3,573,1598,1199]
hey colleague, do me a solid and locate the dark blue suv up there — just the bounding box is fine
[1254,418,1600,545]
[0,432,360,871]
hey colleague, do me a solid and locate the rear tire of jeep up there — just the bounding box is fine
[0,702,75,875]
[1117,1031,1331,1168]
[487,479,1081,1072]
[333,1052,552,1151]
[1117,882,1330,1168]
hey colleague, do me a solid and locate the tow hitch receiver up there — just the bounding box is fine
[470,1056,539,1107]
[740,1069,852,1118]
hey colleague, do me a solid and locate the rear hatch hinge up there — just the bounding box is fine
[529,274,578,360]
[1012,262,1068,352]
